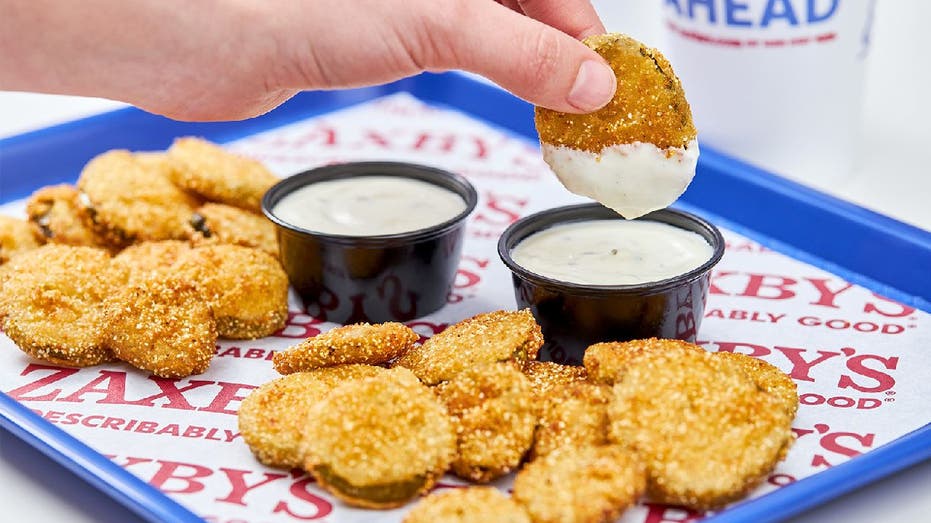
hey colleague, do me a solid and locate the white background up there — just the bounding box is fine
[1,1,928,522]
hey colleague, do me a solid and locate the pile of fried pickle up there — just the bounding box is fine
[240,310,799,523]
[1,135,799,522]
[0,138,288,378]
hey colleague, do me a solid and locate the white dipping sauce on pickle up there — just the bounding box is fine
[542,140,699,220]
[511,219,712,285]
[273,176,466,236]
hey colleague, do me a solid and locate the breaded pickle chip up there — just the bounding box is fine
[0,215,43,265]
[512,445,646,523]
[167,137,278,212]
[715,351,799,418]
[25,184,109,249]
[104,276,216,378]
[394,309,543,385]
[77,150,199,247]
[436,363,537,483]
[531,382,611,460]
[535,33,696,153]
[608,349,794,510]
[403,487,531,523]
[186,203,278,257]
[112,240,193,282]
[0,245,119,366]
[273,322,419,374]
[583,338,701,385]
[523,360,587,399]
[302,368,455,508]
[239,365,386,468]
[174,245,288,339]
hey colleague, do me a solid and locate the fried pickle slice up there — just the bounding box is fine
[533,34,698,219]
[608,349,795,510]
[173,244,288,339]
[715,351,799,418]
[25,184,110,249]
[76,150,199,247]
[111,240,193,282]
[167,137,278,212]
[512,445,646,523]
[0,245,120,366]
[403,487,531,523]
[186,202,278,257]
[239,364,387,469]
[531,382,611,460]
[583,338,701,385]
[523,360,587,399]
[273,322,419,374]
[302,368,455,509]
[104,276,216,378]
[435,363,537,483]
[394,309,543,385]
[0,215,43,265]
[535,34,695,153]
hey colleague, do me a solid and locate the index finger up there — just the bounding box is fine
[517,0,606,39]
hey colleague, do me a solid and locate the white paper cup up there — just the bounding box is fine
[661,0,876,184]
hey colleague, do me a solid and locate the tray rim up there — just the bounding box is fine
[1,71,930,523]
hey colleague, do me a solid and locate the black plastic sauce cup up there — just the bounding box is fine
[263,162,477,324]
[498,203,724,365]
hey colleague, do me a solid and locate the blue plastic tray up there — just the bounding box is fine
[1,72,929,523]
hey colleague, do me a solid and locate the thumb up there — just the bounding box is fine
[425,1,616,113]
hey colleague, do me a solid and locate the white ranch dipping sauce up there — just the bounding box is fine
[511,219,712,285]
[272,176,466,236]
[542,140,699,219]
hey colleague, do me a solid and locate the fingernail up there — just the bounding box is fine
[568,60,616,112]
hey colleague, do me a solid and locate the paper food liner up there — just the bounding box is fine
[1,93,927,523]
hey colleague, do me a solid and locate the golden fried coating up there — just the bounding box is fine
[535,33,696,153]
[111,240,193,282]
[512,445,646,523]
[25,184,110,249]
[531,382,611,460]
[608,349,794,510]
[167,137,278,212]
[273,322,419,374]
[239,365,387,469]
[76,150,199,247]
[104,276,216,378]
[523,360,587,399]
[715,351,799,418]
[583,338,702,385]
[302,368,455,509]
[173,244,288,339]
[403,487,531,523]
[0,263,9,299]
[0,245,120,366]
[394,309,543,385]
[185,203,278,257]
[0,215,43,264]
[435,363,537,483]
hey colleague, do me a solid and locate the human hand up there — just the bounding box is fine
[1,0,615,121]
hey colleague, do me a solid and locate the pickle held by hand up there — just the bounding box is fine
[535,33,698,219]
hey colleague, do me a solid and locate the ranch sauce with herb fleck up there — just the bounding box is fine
[272,176,466,236]
[511,219,712,285]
